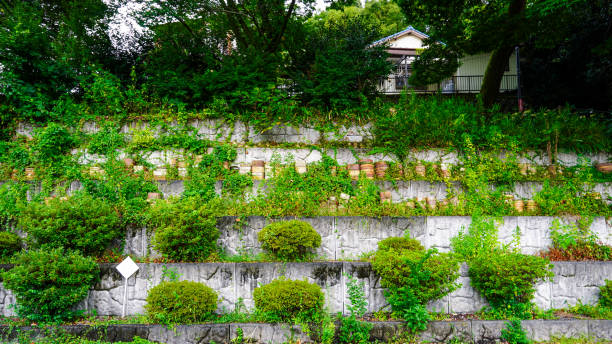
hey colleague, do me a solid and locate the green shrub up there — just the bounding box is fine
[1,248,99,322]
[377,237,424,252]
[599,280,612,309]
[547,219,611,261]
[372,248,460,332]
[33,123,76,162]
[450,216,505,261]
[149,197,219,262]
[19,194,124,257]
[0,231,22,259]
[87,124,125,155]
[469,253,553,317]
[257,220,321,261]
[501,320,531,344]
[372,249,460,304]
[145,280,218,324]
[253,278,324,322]
[338,275,373,344]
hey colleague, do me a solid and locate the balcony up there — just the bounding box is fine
[378,74,518,95]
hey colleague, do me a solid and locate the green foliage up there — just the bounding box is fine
[377,237,424,253]
[1,248,99,323]
[338,275,373,344]
[253,278,324,322]
[33,123,76,162]
[149,197,219,262]
[293,15,392,108]
[0,231,22,259]
[372,246,459,332]
[0,182,27,230]
[599,280,612,309]
[87,123,125,155]
[469,253,553,318]
[81,159,157,225]
[257,220,321,261]
[547,219,610,261]
[372,248,460,305]
[501,320,531,344]
[373,96,611,157]
[19,194,124,257]
[145,280,218,324]
[451,216,505,261]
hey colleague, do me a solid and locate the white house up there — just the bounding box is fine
[372,26,518,94]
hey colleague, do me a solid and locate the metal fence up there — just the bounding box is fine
[378,75,518,94]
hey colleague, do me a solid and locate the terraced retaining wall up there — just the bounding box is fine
[72,146,611,168]
[13,180,612,205]
[2,320,612,344]
[124,216,612,259]
[0,261,609,317]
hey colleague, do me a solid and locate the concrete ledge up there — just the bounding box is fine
[2,320,611,343]
[124,216,612,259]
[1,261,610,317]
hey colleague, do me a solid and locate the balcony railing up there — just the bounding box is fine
[378,74,518,95]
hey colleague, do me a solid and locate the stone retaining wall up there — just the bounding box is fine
[72,146,610,168]
[13,179,611,205]
[124,216,612,259]
[2,320,611,343]
[0,261,609,317]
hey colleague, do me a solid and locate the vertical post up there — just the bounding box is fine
[516,46,523,112]
[122,277,128,317]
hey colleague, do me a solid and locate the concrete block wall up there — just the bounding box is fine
[124,216,612,260]
[0,262,609,317]
[72,146,612,168]
[3,320,611,344]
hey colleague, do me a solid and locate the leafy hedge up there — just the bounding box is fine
[469,252,553,317]
[1,248,99,322]
[149,197,219,262]
[19,194,124,257]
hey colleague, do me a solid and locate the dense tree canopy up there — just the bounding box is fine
[395,0,598,108]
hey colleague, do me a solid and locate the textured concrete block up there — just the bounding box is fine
[523,319,589,342]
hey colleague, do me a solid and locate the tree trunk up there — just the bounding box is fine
[480,0,526,108]
[480,45,514,108]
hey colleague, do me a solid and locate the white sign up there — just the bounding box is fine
[116,256,139,279]
[116,257,139,317]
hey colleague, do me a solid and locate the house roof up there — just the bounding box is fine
[370,26,430,46]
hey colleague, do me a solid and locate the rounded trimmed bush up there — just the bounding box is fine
[253,278,324,321]
[1,248,99,322]
[145,280,218,324]
[0,231,22,259]
[19,194,124,256]
[377,237,424,252]
[258,220,321,261]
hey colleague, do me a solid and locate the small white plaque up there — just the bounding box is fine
[116,256,139,279]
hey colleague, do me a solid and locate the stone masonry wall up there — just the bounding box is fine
[0,261,609,317]
[124,216,612,259]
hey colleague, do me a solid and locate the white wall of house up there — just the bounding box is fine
[389,34,424,49]
[456,52,517,76]
[377,28,518,93]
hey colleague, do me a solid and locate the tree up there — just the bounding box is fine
[521,0,612,110]
[133,0,317,104]
[0,0,116,124]
[289,16,392,108]
[395,0,585,108]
